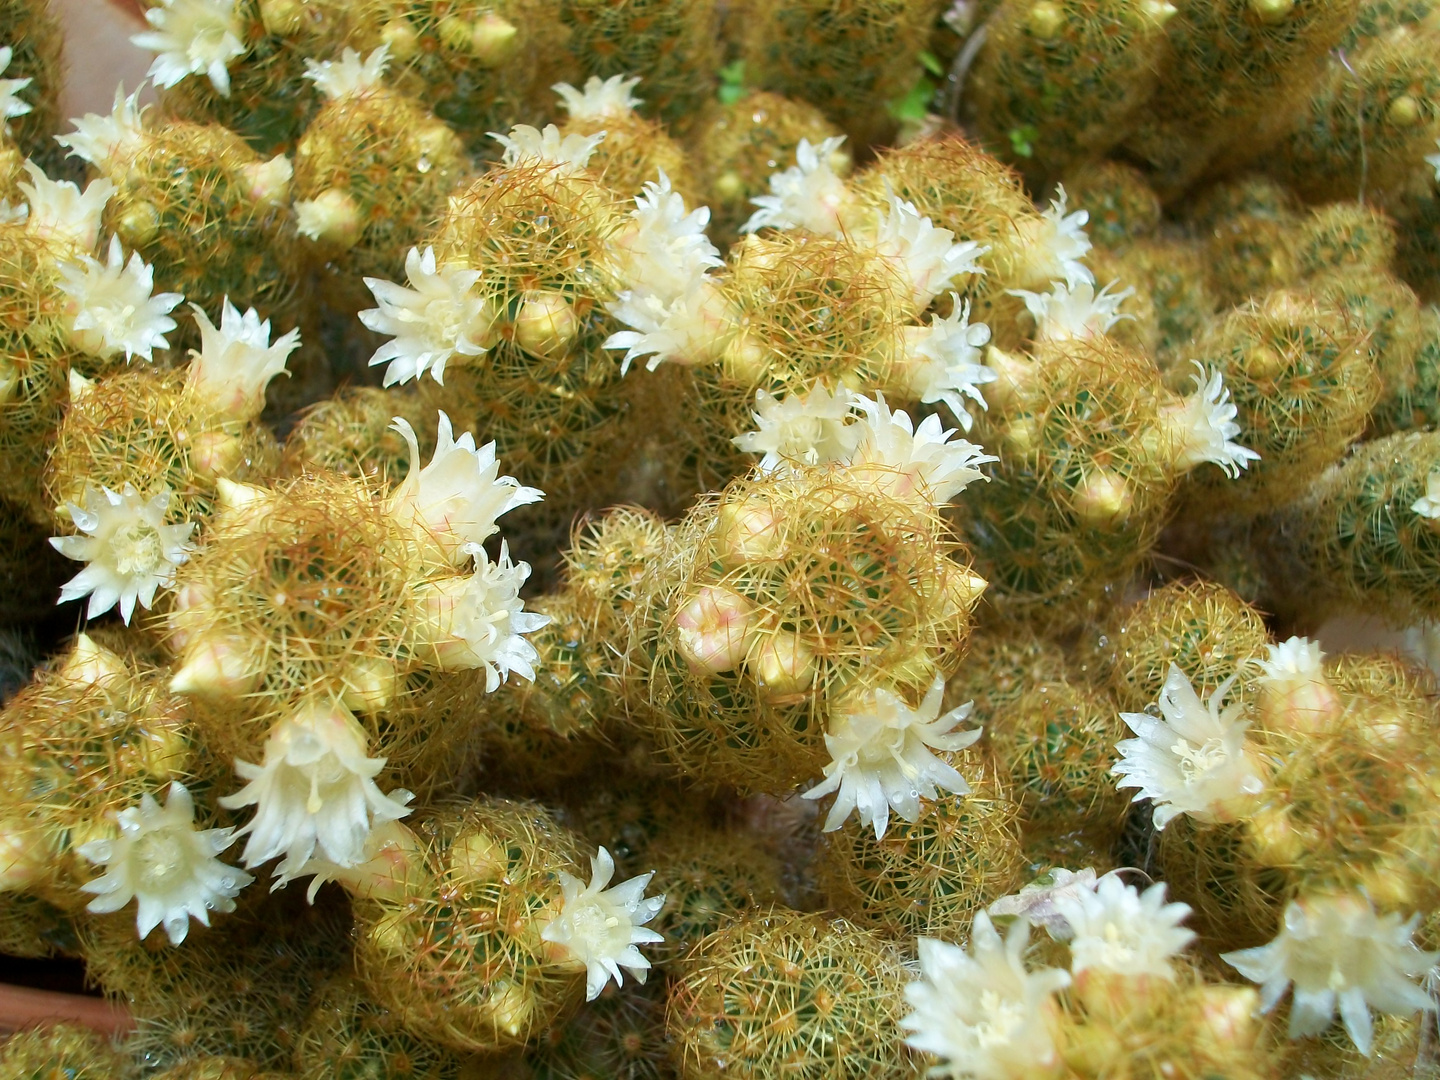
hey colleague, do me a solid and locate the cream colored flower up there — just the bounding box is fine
[57,236,184,361]
[1112,663,1266,829]
[490,123,604,175]
[132,0,246,97]
[732,384,862,472]
[219,700,414,878]
[56,84,149,173]
[50,484,196,624]
[1014,186,1093,290]
[742,136,853,236]
[361,247,494,386]
[1160,362,1259,479]
[898,297,995,431]
[0,45,31,133]
[15,160,115,254]
[604,279,737,373]
[988,867,1101,937]
[386,412,543,564]
[303,45,389,100]
[1055,876,1196,979]
[607,170,721,302]
[1412,469,1440,519]
[848,394,995,507]
[78,782,251,946]
[540,846,664,1000]
[554,73,642,120]
[1010,279,1134,342]
[1223,893,1438,1056]
[803,675,981,839]
[188,298,300,421]
[903,912,1071,1080]
[866,194,988,309]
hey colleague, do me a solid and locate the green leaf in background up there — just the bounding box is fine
[718,60,747,105]
[1008,124,1040,158]
[919,50,945,77]
[888,70,937,123]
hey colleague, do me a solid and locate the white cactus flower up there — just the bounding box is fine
[540,845,665,1001]
[490,123,605,175]
[608,170,722,303]
[386,412,543,564]
[803,675,982,840]
[0,46,32,133]
[57,236,184,362]
[78,782,252,947]
[741,136,852,236]
[1256,636,1325,687]
[1015,185,1094,290]
[188,298,300,421]
[902,911,1072,1080]
[1222,893,1439,1057]
[56,84,149,173]
[412,541,550,690]
[1412,469,1440,519]
[303,45,389,101]
[50,484,196,624]
[988,867,1102,937]
[1427,139,1440,183]
[732,384,863,472]
[867,194,988,310]
[1161,362,1260,479]
[132,0,247,97]
[898,297,996,431]
[219,699,415,879]
[1112,663,1266,830]
[847,394,996,507]
[360,247,494,386]
[1055,876,1196,980]
[15,161,115,254]
[604,280,736,373]
[554,74,642,120]
[1010,279,1134,342]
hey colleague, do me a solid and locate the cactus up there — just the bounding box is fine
[1291,201,1399,277]
[281,385,431,483]
[0,0,63,171]
[1063,159,1163,250]
[0,1024,126,1080]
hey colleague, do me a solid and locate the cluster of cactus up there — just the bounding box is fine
[3,1,1440,1080]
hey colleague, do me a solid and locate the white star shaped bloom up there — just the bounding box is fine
[554,73,643,120]
[218,699,414,879]
[303,45,389,100]
[0,46,32,133]
[188,298,300,421]
[132,0,247,97]
[1160,361,1260,478]
[78,782,252,946]
[1412,469,1440,519]
[1015,185,1094,290]
[988,868,1102,937]
[732,384,862,472]
[1222,893,1439,1057]
[847,394,996,507]
[412,541,550,690]
[1427,139,1440,183]
[604,280,736,373]
[1112,663,1266,830]
[540,846,665,1001]
[1009,279,1135,342]
[56,84,150,173]
[360,246,494,386]
[57,236,184,362]
[741,136,852,236]
[386,411,543,564]
[1055,876,1196,980]
[608,170,722,302]
[867,194,988,310]
[802,675,982,839]
[15,161,115,254]
[50,484,196,624]
[490,123,605,175]
[1254,635,1340,733]
[902,912,1071,1080]
[898,297,996,431]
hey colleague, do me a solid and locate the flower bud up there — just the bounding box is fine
[673,586,756,674]
[189,430,246,480]
[296,189,361,249]
[340,656,400,714]
[1248,0,1293,22]
[170,633,263,699]
[749,631,816,698]
[449,830,507,884]
[1073,467,1134,527]
[258,0,303,35]
[240,155,293,207]
[716,498,783,564]
[380,18,420,59]
[57,633,129,686]
[1193,985,1261,1050]
[116,201,161,246]
[514,292,578,357]
[471,13,520,67]
[0,819,51,891]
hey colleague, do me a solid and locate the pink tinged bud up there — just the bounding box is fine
[942,565,988,616]
[984,345,1037,410]
[471,12,519,66]
[170,634,262,700]
[340,657,400,714]
[240,155,293,207]
[1258,678,1342,735]
[296,189,361,249]
[57,633,128,686]
[748,631,816,698]
[1195,986,1261,1050]
[189,430,246,480]
[514,292,578,358]
[673,586,756,673]
[167,580,214,655]
[716,499,783,564]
